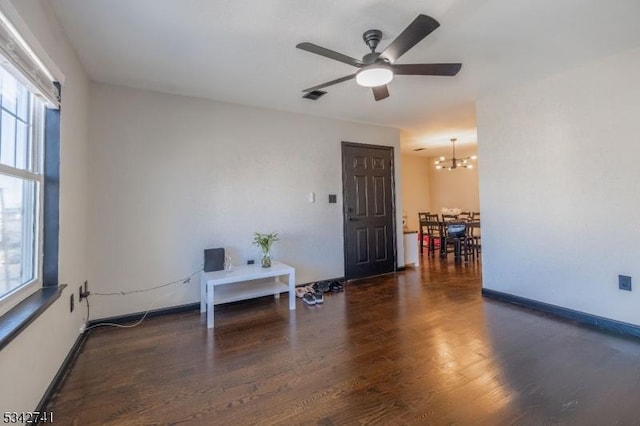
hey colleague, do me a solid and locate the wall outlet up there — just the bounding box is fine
[70,293,74,312]
[619,275,632,291]
[79,280,90,300]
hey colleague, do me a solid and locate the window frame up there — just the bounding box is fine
[0,75,46,316]
[0,2,63,350]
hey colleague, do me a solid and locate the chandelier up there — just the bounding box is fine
[434,138,477,170]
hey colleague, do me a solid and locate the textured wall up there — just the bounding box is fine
[477,46,640,325]
[88,82,403,319]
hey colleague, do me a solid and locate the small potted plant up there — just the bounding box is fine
[253,232,279,268]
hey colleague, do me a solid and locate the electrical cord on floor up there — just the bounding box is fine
[83,268,202,332]
[85,295,90,326]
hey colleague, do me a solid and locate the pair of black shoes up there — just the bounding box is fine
[313,280,343,294]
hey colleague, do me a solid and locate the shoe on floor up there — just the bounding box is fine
[295,287,307,298]
[302,292,316,306]
[329,281,343,293]
[313,281,330,293]
[314,291,324,304]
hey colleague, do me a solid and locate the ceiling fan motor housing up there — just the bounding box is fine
[362,52,381,64]
[362,29,382,52]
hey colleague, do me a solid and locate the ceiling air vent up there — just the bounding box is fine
[302,90,327,100]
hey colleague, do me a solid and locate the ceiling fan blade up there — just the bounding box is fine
[372,85,390,101]
[296,42,363,67]
[302,74,356,92]
[393,63,462,76]
[379,14,440,63]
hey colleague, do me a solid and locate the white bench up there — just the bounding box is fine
[200,262,296,328]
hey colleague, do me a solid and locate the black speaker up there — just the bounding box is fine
[204,248,225,272]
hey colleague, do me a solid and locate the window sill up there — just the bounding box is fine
[0,285,66,352]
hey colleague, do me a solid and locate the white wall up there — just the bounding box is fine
[0,0,89,414]
[428,153,480,214]
[477,46,640,325]
[400,154,431,230]
[88,83,403,319]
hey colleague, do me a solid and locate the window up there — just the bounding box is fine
[0,65,44,301]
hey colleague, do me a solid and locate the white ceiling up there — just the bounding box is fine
[50,0,640,156]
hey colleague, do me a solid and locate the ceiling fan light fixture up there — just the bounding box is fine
[356,64,393,87]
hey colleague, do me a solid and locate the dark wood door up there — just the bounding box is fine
[342,142,396,280]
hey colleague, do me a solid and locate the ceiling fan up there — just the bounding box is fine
[296,14,462,101]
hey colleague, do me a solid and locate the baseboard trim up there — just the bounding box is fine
[87,302,200,327]
[396,266,407,272]
[35,329,89,415]
[482,288,640,339]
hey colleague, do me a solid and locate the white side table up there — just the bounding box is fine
[200,262,296,328]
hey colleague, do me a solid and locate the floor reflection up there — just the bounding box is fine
[482,301,640,424]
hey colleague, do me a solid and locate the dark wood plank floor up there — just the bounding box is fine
[47,257,640,425]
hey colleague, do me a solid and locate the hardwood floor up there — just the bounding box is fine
[47,257,640,425]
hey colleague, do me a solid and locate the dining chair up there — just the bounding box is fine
[439,214,458,258]
[442,221,470,262]
[465,221,481,260]
[425,213,443,256]
[468,219,481,257]
[418,212,430,251]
